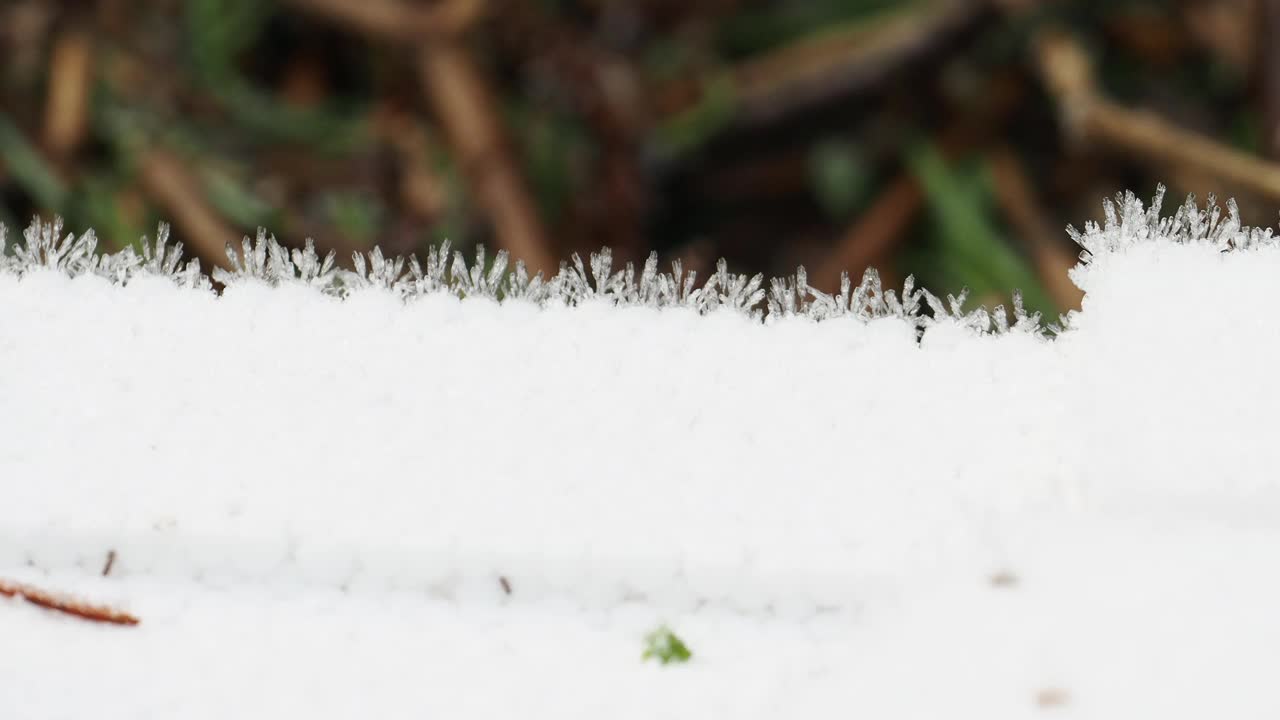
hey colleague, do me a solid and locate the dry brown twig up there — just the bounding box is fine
[137,148,237,271]
[0,577,139,626]
[283,0,486,40]
[497,4,647,258]
[285,0,555,274]
[43,27,93,158]
[988,146,1084,311]
[809,175,921,294]
[1036,687,1070,709]
[1257,0,1280,158]
[729,0,989,129]
[417,44,557,275]
[809,71,1027,293]
[1033,29,1280,202]
[651,0,989,132]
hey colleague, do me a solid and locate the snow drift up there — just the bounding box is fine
[3,188,1280,719]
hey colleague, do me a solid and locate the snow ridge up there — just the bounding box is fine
[8,187,1280,718]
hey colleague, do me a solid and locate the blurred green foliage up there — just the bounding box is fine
[909,143,1055,317]
[809,138,872,221]
[0,113,67,213]
[185,0,369,151]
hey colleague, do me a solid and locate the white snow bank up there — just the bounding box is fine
[4,189,1280,718]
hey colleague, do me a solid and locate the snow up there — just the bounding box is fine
[3,189,1280,717]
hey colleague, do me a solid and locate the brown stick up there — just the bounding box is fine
[1259,0,1280,158]
[43,28,92,158]
[988,146,1084,311]
[1087,103,1280,200]
[1034,29,1280,203]
[654,0,988,130]
[417,45,555,275]
[0,578,139,626]
[808,70,1027,292]
[734,1,987,127]
[283,0,485,40]
[136,149,237,271]
[281,0,553,273]
[809,175,922,293]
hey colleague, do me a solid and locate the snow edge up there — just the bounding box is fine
[1,186,1266,336]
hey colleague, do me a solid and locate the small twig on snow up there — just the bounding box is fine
[0,578,139,626]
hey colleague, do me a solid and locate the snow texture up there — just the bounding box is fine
[3,187,1280,718]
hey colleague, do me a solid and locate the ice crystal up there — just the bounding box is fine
[404,241,454,296]
[4,188,1257,336]
[991,292,1042,335]
[1068,185,1279,262]
[11,218,97,274]
[699,259,765,317]
[450,245,507,300]
[290,239,338,290]
[134,224,210,289]
[768,267,921,322]
[557,250,621,304]
[348,246,408,293]
[503,259,550,304]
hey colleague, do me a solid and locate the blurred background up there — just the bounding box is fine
[2,0,1277,316]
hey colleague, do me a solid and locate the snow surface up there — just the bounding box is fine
[3,190,1280,718]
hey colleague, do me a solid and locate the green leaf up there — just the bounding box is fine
[510,104,590,223]
[324,191,384,245]
[651,73,737,160]
[0,113,68,212]
[183,0,369,151]
[907,142,1057,317]
[718,0,911,57]
[75,173,144,253]
[202,167,281,230]
[809,138,871,220]
[186,0,274,85]
[642,625,692,665]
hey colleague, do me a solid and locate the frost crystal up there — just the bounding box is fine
[1068,184,1277,261]
[134,224,210,290]
[699,260,765,317]
[503,259,550,304]
[768,267,921,322]
[1,189,1254,336]
[215,229,337,293]
[349,246,408,293]
[450,245,507,299]
[12,218,97,274]
[215,228,273,285]
[404,241,453,296]
[290,239,337,289]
